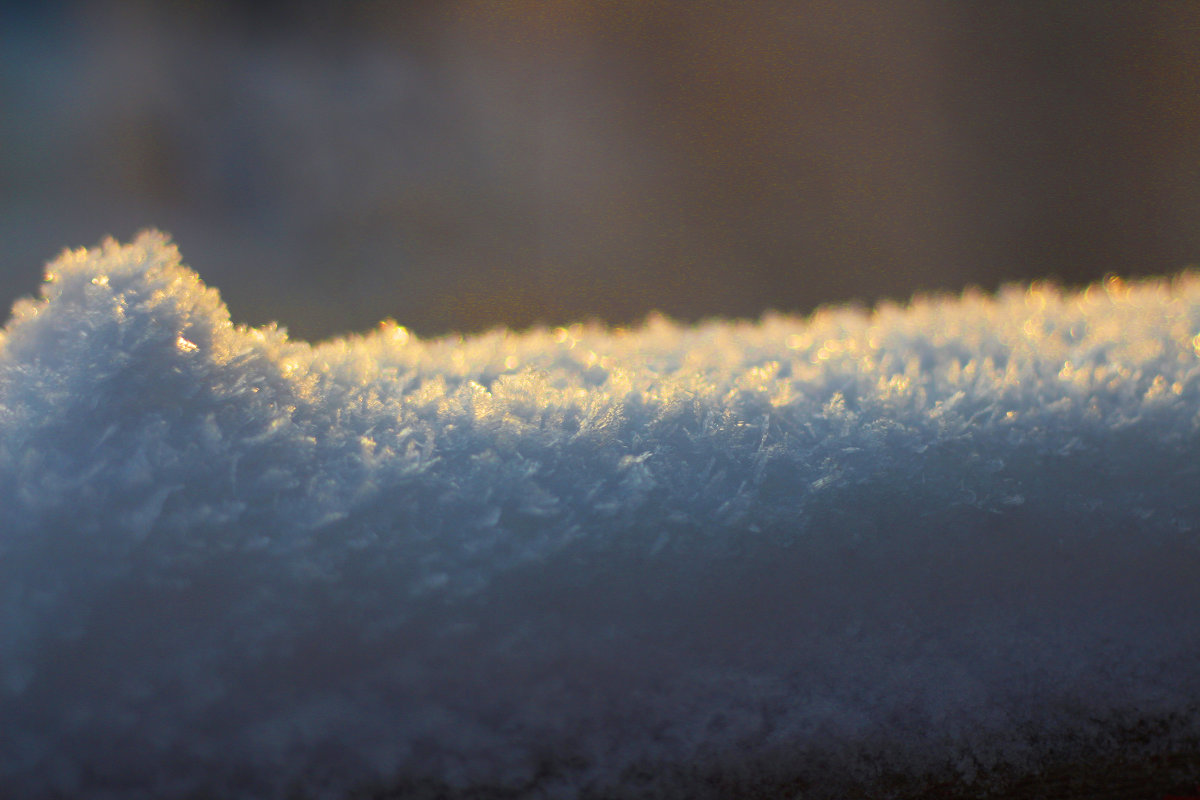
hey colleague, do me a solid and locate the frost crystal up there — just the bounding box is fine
[1,232,1198,798]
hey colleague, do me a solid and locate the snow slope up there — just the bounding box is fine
[1,232,1198,798]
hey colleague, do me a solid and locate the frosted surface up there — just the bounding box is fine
[1,233,1198,798]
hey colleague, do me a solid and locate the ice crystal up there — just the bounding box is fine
[1,233,1198,798]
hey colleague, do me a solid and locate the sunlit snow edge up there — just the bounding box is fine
[0,232,1198,798]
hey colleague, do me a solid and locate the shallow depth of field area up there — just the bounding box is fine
[0,234,1198,798]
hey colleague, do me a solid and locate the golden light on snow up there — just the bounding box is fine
[5,234,1200,800]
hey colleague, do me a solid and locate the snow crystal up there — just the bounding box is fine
[1,232,1198,798]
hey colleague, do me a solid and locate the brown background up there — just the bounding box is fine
[2,1,1199,340]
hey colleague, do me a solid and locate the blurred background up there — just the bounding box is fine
[2,1,1199,340]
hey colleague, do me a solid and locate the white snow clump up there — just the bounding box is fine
[0,232,1198,798]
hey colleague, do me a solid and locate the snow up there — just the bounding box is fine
[1,231,1198,798]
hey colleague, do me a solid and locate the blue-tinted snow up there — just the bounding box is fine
[1,232,1198,798]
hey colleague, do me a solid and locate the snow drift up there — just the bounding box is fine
[1,232,1198,798]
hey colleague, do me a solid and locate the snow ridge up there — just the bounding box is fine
[1,232,1198,798]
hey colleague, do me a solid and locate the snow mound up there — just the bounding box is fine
[1,232,1198,798]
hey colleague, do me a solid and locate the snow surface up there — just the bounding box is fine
[1,232,1199,798]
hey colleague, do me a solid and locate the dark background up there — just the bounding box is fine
[2,1,1199,340]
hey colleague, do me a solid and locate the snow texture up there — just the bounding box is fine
[1,232,1199,798]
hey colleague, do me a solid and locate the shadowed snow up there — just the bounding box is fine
[1,233,1198,798]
